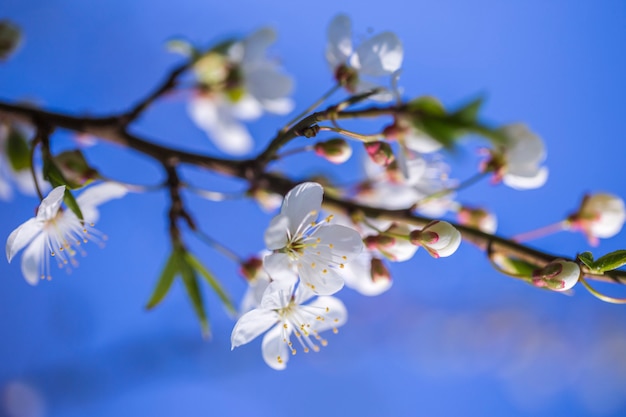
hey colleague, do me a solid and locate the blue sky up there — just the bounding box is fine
[1,1,626,416]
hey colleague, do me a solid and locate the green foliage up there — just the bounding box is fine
[146,247,236,337]
[407,96,505,148]
[6,128,30,171]
[0,20,22,61]
[579,250,626,273]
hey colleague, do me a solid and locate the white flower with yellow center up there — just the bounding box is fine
[6,183,127,284]
[231,282,347,370]
[263,182,363,295]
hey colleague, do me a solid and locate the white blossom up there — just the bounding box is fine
[568,193,625,245]
[231,282,347,370]
[6,183,127,284]
[486,124,548,190]
[532,260,580,292]
[189,27,294,155]
[326,14,403,100]
[263,182,363,295]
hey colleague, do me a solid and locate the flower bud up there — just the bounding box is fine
[410,220,461,258]
[334,64,359,92]
[364,234,396,251]
[314,138,352,164]
[53,150,99,188]
[239,257,264,282]
[567,193,625,245]
[457,206,497,234]
[0,20,22,60]
[364,141,395,167]
[532,260,580,291]
[370,258,391,283]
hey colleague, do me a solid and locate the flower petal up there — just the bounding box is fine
[264,214,290,250]
[326,14,353,68]
[6,217,42,262]
[304,295,347,332]
[244,63,294,106]
[241,27,276,63]
[503,166,549,190]
[342,252,392,296]
[36,186,66,220]
[261,324,290,370]
[281,182,323,235]
[314,224,363,262]
[350,31,403,76]
[231,308,278,349]
[263,252,297,282]
[189,98,254,155]
[20,233,46,285]
[76,182,128,224]
[298,261,344,295]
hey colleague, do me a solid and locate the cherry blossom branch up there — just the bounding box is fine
[0,99,624,286]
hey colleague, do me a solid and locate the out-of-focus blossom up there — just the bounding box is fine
[326,14,402,100]
[567,193,625,245]
[457,205,497,234]
[189,27,294,155]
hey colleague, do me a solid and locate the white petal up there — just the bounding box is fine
[230,95,263,120]
[353,79,393,102]
[281,182,323,235]
[264,214,290,250]
[20,233,46,285]
[503,166,549,190]
[242,27,276,63]
[244,63,294,105]
[342,253,392,296]
[259,97,294,115]
[326,14,353,68]
[350,32,403,76]
[76,182,128,224]
[404,131,443,154]
[261,324,290,370]
[231,308,278,349]
[304,295,347,332]
[263,252,296,282]
[36,186,66,220]
[314,224,363,262]
[260,280,295,310]
[188,98,253,155]
[6,217,42,262]
[298,262,344,295]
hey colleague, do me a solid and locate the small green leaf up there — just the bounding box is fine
[53,150,99,188]
[62,188,84,221]
[407,96,446,116]
[145,250,181,309]
[179,257,210,338]
[502,258,538,277]
[186,253,236,315]
[165,38,197,57]
[451,97,483,124]
[6,128,30,171]
[577,251,595,269]
[592,250,626,272]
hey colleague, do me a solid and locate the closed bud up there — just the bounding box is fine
[53,150,99,188]
[531,260,580,291]
[567,193,625,245]
[0,20,22,60]
[410,221,461,258]
[314,138,352,164]
[457,206,497,234]
[239,257,264,282]
[370,258,391,283]
[364,141,395,167]
[334,64,359,92]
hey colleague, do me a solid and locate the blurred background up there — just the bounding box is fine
[1,1,626,416]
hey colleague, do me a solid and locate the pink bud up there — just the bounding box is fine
[314,138,352,164]
[410,221,461,258]
[364,141,395,167]
[370,258,391,283]
[239,257,264,281]
[531,260,580,291]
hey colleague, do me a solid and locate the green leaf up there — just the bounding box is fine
[53,150,99,188]
[179,257,210,338]
[165,38,197,58]
[500,257,538,277]
[145,250,181,309]
[451,97,483,124]
[6,128,31,171]
[62,188,84,222]
[592,250,626,272]
[186,253,236,315]
[577,251,595,269]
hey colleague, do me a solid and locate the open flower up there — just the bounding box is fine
[231,281,347,370]
[326,14,402,100]
[410,220,462,258]
[482,124,548,190]
[189,27,294,155]
[263,182,363,295]
[567,193,625,245]
[6,183,127,284]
